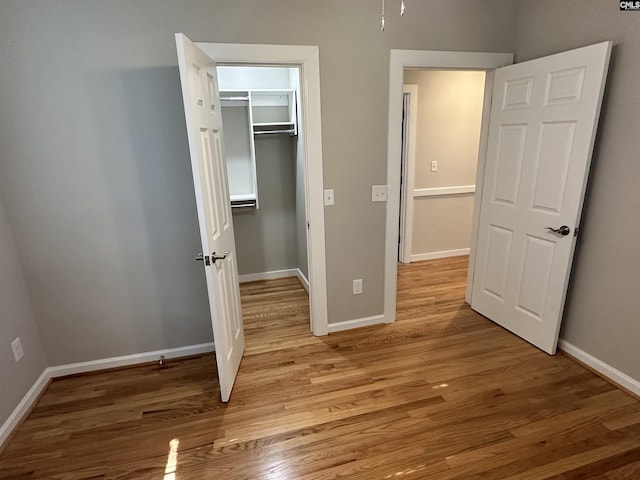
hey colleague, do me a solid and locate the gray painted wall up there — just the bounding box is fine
[515,0,640,382]
[0,1,215,366]
[0,0,519,367]
[0,199,47,426]
[233,136,298,275]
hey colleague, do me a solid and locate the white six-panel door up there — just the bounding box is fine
[175,33,244,401]
[471,42,612,354]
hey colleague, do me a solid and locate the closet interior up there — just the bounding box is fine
[217,65,309,288]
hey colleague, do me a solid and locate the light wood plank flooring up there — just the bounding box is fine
[1,257,639,479]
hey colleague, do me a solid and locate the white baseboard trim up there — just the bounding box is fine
[47,342,215,378]
[0,370,50,450]
[411,248,470,262]
[559,340,640,397]
[0,342,215,450]
[238,268,309,292]
[238,269,299,283]
[328,314,386,333]
[296,269,310,293]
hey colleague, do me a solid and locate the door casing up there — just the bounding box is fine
[385,50,514,324]
[197,42,328,336]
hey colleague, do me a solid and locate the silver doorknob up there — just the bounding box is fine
[211,251,230,263]
[546,225,571,236]
[195,252,210,266]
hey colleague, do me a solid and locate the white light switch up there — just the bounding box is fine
[324,189,335,206]
[431,160,438,172]
[372,185,388,202]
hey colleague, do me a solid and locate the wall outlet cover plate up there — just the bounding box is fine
[372,185,388,202]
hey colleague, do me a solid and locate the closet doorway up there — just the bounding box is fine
[197,42,328,337]
[217,65,311,325]
[399,69,487,270]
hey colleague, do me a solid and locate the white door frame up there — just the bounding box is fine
[384,49,513,324]
[197,42,328,336]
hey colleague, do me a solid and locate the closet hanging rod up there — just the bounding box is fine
[254,130,296,136]
[231,201,257,208]
[221,95,249,101]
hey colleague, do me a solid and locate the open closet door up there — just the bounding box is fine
[471,42,612,354]
[175,33,244,402]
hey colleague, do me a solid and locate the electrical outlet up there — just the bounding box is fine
[431,160,438,172]
[11,337,24,362]
[372,185,388,202]
[353,279,363,295]
[324,189,335,206]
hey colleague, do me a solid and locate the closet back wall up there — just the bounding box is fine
[233,136,298,276]
[217,66,303,278]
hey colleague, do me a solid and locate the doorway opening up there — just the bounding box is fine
[196,41,329,338]
[398,69,486,271]
[383,49,513,326]
[217,64,310,328]
[387,45,612,356]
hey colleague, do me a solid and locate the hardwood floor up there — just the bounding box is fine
[1,257,640,479]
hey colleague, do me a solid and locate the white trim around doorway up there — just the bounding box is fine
[196,42,328,336]
[384,49,514,325]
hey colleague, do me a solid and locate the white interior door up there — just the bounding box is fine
[175,33,244,401]
[471,42,612,354]
[399,86,417,264]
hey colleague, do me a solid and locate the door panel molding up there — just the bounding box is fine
[176,34,244,401]
[471,41,612,354]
